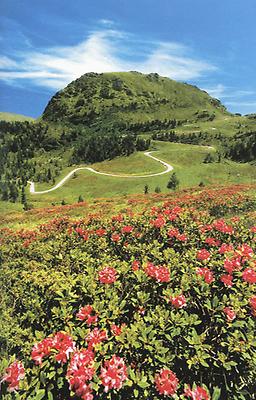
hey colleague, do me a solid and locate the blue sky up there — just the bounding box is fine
[0,0,256,117]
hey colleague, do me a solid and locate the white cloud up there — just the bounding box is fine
[202,84,227,98]
[203,84,255,100]
[0,27,217,90]
[0,56,18,68]
[99,19,115,26]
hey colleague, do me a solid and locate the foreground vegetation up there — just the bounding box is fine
[1,185,256,399]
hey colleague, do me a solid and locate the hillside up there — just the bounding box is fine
[0,112,34,122]
[42,71,229,128]
[1,71,256,211]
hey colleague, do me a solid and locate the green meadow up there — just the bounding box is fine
[22,141,256,207]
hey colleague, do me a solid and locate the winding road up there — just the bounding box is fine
[27,151,174,195]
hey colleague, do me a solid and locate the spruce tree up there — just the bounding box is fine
[21,186,26,204]
[167,173,179,190]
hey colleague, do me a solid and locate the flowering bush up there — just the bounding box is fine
[0,186,256,399]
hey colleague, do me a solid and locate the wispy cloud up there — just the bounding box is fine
[203,84,255,100]
[0,26,217,90]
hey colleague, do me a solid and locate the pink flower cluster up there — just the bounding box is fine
[121,225,133,234]
[197,249,211,261]
[75,227,90,241]
[183,384,210,399]
[205,237,220,247]
[1,360,25,392]
[31,332,75,365]
[168,227,187,242]
[86,328,108,349]
[223,307,236,322]
[67,349,95,400]
[170,294,187,308]
[196,267,214,284]
[100,355,128,392]
[111,324,126,336]
[76,305,98,326]
[132,260,140,271]
[151,216,166,228]
[145,262,170,282]
[98,267,117,284]
[155,369,179,396]
[213,219,234,234]
[242,268,256,284]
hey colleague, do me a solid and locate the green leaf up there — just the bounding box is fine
[47,391,54,400]
[138,381,150,388]
[212,386,222,400]
[35,389,46,400]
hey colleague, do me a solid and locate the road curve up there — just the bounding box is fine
[27,151,173,195]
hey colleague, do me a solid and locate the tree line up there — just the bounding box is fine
[71,133,150,164]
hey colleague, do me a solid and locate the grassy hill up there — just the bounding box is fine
[0,112,34,122]
[1,71,256,213]
[42,71,229,128]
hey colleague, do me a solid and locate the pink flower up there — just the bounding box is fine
[223,259,235,274]
[100,355,127,392]
[197,249,210,261]
[31,332,75,365]
[132,260,140,271]
[167,228,180,238]
[121,225,133,234]
[52,332,76,364]
[76,305,98,326]
[1,361,25,392]
[31,337,54,365]
[112,214,124,222]
[151,216,166,228]
[155,369,179,396]
[76,305,93,320]
[219,243,234,254]
[111,233,121,242]
[67,349,95,400]
[95,228,107,237]
[170,294,187,308]
[177,233,187,242]
[220,274,233,287]
[213,219,233,234]
[242,268,256,284]
[145,263,170,283]
[237,244,253,260]
[86,328,108,349]
[223,307,236,321]
[156,266,170,282]
[205,237,220,247]
[183,384,210,400]
[99,267,117,284]
[249,296,256,310]
[111,324,125,336]
[224,256,241,273]
[196,267,214,284]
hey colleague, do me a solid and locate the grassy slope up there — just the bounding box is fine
[175,114,256,137]
[4,141,252,211]
[0,112,34,122]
